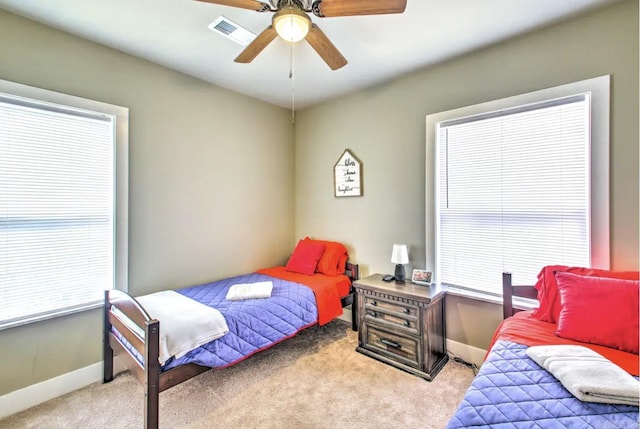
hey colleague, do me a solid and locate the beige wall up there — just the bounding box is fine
[0,10,295,395]
[295,0,639,349]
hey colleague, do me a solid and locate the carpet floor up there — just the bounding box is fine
[1,320,475,428]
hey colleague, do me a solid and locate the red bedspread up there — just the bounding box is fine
[257,266,351,326]
[487,311,639,376]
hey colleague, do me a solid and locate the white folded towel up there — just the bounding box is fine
[527,345,640,406]
[137,290,229,365]
[226,281,273,301]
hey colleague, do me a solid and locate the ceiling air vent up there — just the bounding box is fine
[208,16,256,46]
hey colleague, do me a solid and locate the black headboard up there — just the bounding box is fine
[502,272,538,319]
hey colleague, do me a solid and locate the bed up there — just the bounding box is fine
[102,238,359,429]
[446,268,640,428]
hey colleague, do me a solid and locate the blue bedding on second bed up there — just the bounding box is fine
[447,340,639,429]
[161,272,318,371]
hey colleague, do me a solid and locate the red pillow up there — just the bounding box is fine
[531,265,640,323]
[554,271,639,354]
[285,240,326,276]
[304,238,348,276]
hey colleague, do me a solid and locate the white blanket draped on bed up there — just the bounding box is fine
[137,290,229,365]
[527,345,640,406]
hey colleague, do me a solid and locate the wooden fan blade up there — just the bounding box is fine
[314,0,406,17]
[194,0,268,12]
[306,24,347,70]
[235,26,278,63]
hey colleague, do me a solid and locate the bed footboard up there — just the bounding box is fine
[103,290,208,429]
[103,290,161,428]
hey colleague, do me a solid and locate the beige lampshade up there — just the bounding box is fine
[391,244,409,264]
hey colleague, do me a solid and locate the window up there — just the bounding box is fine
[425,76,610,295]
[0,80,128,329]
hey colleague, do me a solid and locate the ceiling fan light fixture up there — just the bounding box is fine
[273,6,311,42]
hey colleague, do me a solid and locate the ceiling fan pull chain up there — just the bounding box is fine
[290,41,295,124]
[289,40,294,79]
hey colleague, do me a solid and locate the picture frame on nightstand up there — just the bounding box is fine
[412,269,432,285]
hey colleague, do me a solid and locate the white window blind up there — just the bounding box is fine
[436,95,590,294]
[0,93,115,327]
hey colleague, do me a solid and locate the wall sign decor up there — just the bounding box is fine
[334,149,362,197]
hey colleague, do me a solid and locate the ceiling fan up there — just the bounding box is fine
[196,0,407,70]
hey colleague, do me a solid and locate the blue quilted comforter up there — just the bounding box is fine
[447,341,639,428]
[160,272,318,371]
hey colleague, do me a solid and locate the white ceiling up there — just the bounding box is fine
[0,0,618,109]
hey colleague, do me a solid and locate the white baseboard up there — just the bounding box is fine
[337,307,352,324]
[446,339,486,368]
[0,357,126,420]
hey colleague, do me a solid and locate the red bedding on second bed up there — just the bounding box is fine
[487,310,639,376]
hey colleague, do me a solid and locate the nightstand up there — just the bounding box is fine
[354,274,448,381]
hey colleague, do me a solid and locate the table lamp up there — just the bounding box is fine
[391,244,409,282]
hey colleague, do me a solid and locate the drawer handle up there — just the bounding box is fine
[380,337,402,350]
[404,320,410,327]
[371,301,378,306]
[370,311,378,318]
[403,308,410,314]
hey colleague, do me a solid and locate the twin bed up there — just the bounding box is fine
[103,238,358,429]
[447,269,639,428]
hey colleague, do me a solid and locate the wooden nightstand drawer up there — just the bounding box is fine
[365,309,417,332]
[364,295,417,318]
[363,325,419,368]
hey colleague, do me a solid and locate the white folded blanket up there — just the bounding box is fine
[137,291,229,365]
[527,345,640,406]
[225,281,273,301]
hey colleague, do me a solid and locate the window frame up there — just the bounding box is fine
[425,75,610,296]
[0,79,129,330]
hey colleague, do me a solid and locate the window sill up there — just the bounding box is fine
[0,301,102,331]
[446,286,538,311]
